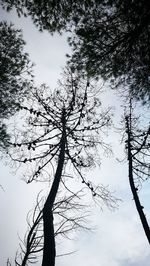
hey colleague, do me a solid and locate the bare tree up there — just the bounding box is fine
[10,190,89,266]
[125,99,150,244]
[8,68,117,266]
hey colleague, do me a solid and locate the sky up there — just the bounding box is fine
[0,5,150,266]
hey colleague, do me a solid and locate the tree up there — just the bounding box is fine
[8,68,117,266]
[0,123,10,150]
[0,0,99,32]
[125,99,150,244]
[9,191,89,266]
[0,21,34,149]
[69,0,150,103]
[1,0,150,101]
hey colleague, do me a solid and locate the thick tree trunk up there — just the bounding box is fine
[127,119,150,245]
[42,109,66,266]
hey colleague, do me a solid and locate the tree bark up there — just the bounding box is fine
[42,109,66,266]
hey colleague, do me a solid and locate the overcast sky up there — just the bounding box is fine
[0,5,150,266]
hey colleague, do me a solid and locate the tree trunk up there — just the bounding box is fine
[21,253,29,266]
[42,209,55,266]
[42,109,66,266]
[127,118,150,245]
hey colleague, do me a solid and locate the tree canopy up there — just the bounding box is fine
[0,0,99,32]
[0,21,33,119]
[69,0,150,103]
[0,21,33,149]
[1,0,150,102]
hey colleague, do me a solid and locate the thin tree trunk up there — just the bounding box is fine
[21,253,29,266]
[42,210,55,266]
[42,109,66,266]
[127,118,150,245]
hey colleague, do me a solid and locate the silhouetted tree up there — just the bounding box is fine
[1,1,150,101]
[0,21,34,149]
[0,0,99,32]
[69,0,150,103]
[0,123,10,150]
[10,191,89,266]
[125,99,150,244]
[8,68,117,266]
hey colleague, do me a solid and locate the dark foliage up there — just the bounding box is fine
[0,123,10,149]
[1,1,150,101]
[0,21,33,119]
[69,0,150,103]
[0,0,100,32]
[0,21,34,149]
